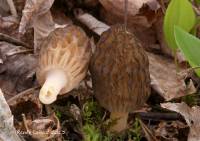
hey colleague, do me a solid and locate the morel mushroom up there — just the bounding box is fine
[37,26,91,104]
[90,25,151,132]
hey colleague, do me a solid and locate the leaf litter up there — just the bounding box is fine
[0,0,200,141]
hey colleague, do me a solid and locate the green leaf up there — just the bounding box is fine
[174,26,200,77]
[164,0,196,50]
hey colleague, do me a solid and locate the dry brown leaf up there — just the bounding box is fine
[0,16,18,29]
[154,121,187,141]
[148,52,196,100]
[19,0,54,34]
[99,0,161,28]
[33,11,60,53]
[99,0,160,17]
[161,102,200,141]
[0,42,37,99]
[18,0,59,53]
[22,113,60,141]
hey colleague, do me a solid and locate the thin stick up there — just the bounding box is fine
[137,112,182,121]
[124,0,128,31]
[0,33,30,48]
[6,0,18,17]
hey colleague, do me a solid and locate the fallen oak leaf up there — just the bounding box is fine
[161,102,200,141]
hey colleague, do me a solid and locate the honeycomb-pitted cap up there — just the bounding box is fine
[36,25,91,103]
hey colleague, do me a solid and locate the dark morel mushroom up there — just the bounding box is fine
[90,25,151,132]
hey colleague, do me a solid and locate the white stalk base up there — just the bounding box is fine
[39,70,67,104]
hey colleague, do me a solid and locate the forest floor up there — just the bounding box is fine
[0,0,200,141]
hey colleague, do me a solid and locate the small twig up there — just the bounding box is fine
[0,33,30,48]
[22,114,29,132]
[74,9,110,36]
[6,48,33,56]
[6,0,18,17]
[8,87,39,105]
[136,112,182,121]
[124,0,128,31]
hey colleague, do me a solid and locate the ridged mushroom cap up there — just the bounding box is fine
[37,25,91,95]
[90,25,151,113]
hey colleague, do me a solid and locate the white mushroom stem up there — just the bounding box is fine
[39,70,67,104]
[110,112,128,132]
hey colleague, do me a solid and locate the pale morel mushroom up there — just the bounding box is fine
[90,25,151,132]
[37,25,91,104]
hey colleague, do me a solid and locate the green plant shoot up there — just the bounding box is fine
[164,0,196,50]
[174,26,200,77]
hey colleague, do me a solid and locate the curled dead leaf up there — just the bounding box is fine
[99,0,160,28]
[22,113,61,141]
[148,52,196,100]
[154,121,187,141]
[161,102,200,141]
[19,0,54,34]
[99,0,160,17]
[19,0,64,53]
